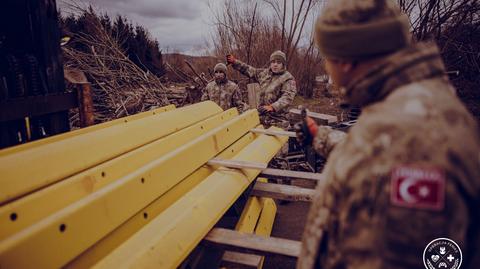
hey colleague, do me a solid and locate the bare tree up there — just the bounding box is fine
[209,0,323,97]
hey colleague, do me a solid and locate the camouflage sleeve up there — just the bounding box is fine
[232,84,249,113]
[312,126,347,158]
[231,60,262,82]
[201,84,211,102]
[271,79,297,112]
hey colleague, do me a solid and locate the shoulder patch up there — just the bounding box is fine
[289,80,296,88]
[390,165,445,211]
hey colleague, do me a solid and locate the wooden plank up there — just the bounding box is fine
[208,158,268,170]
[222,251,262,268]
[251,182,315,202]
[289,108,338,124]
[260,168,324,182]
[204,228,301,258]
[208,159,323,182]
[247,83,260,109]
[250,128,295,138]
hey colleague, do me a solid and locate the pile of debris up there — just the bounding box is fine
[61,9,183,126]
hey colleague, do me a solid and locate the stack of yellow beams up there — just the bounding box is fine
[221,178,277,269]
[0,101,287,268]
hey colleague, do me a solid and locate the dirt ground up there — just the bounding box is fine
[263,201,311,269]
[292,93,346,122]
[262,179,317,269]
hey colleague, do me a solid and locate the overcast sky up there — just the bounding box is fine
[59,0,319,56]
[59,0,223,55]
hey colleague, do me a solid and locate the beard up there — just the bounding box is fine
[215,74,226,84]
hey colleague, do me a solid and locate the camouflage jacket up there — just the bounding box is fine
[232,60,297,128]
[201,79,248,112]
[298,43,480,269]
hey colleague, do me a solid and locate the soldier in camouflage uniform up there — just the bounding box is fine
[201,63,248,112]
[226,51,297,129]
[295,1,480,268]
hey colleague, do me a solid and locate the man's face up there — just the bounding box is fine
[270,60,284,73]
[214,71,225,81]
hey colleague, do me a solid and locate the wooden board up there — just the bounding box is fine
[204,228,301,258]
[289,108,338,125]
[222,251,263,268]
[251,182,316,202]
[247,83,260,109]
[260,168,323,182]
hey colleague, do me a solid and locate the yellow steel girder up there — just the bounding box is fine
[0,110,260,269]
[0,105,175,157]
[66,132,259,268]
[0,108,238,240]
[225,177,277,269]
[235,196,263,233]
[0,102,219,204]
[93,127,288,269]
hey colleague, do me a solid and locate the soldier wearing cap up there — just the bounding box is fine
[295,0,480,268]
[201,63,248,112]
[226,50,297,129]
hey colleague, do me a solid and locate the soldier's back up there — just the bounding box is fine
[319,77,480,269]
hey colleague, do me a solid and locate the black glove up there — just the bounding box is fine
[294,122,311,147]
[294,115,318,147]
[257,106,268,115]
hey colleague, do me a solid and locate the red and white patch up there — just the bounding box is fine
[289,80,296,88]
[390,165,445,211]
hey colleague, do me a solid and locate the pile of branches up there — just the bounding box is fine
[62,7,172,125]
[164,60,213,105]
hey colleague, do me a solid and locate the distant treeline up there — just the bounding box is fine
[60,7,165,77]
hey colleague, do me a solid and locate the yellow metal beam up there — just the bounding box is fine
[223,177,276,269]
[0,110,260,269]
[0,108,238,240]
[235,197,262,233]
[93,127,288,269]
[0,102,219,204]
[0,105,175,157]
[66,132,259,268]
[254,196,277,268]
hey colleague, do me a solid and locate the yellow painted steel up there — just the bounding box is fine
[235,197,262,233]
[0,110,260,269]
[93,127,288,269]
[0,108,238,240]
[228,177,276,269]
[66,132,259,268]
[0,102,218,204]
[0,105,175,157]
[254,181,277,269]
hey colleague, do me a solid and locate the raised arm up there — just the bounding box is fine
[227,55,262,82]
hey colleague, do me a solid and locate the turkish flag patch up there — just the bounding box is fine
[390,165,445,211]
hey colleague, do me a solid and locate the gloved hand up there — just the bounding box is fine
[294,116,318,147]
[226,54,236,65]
[258,105,274,115]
